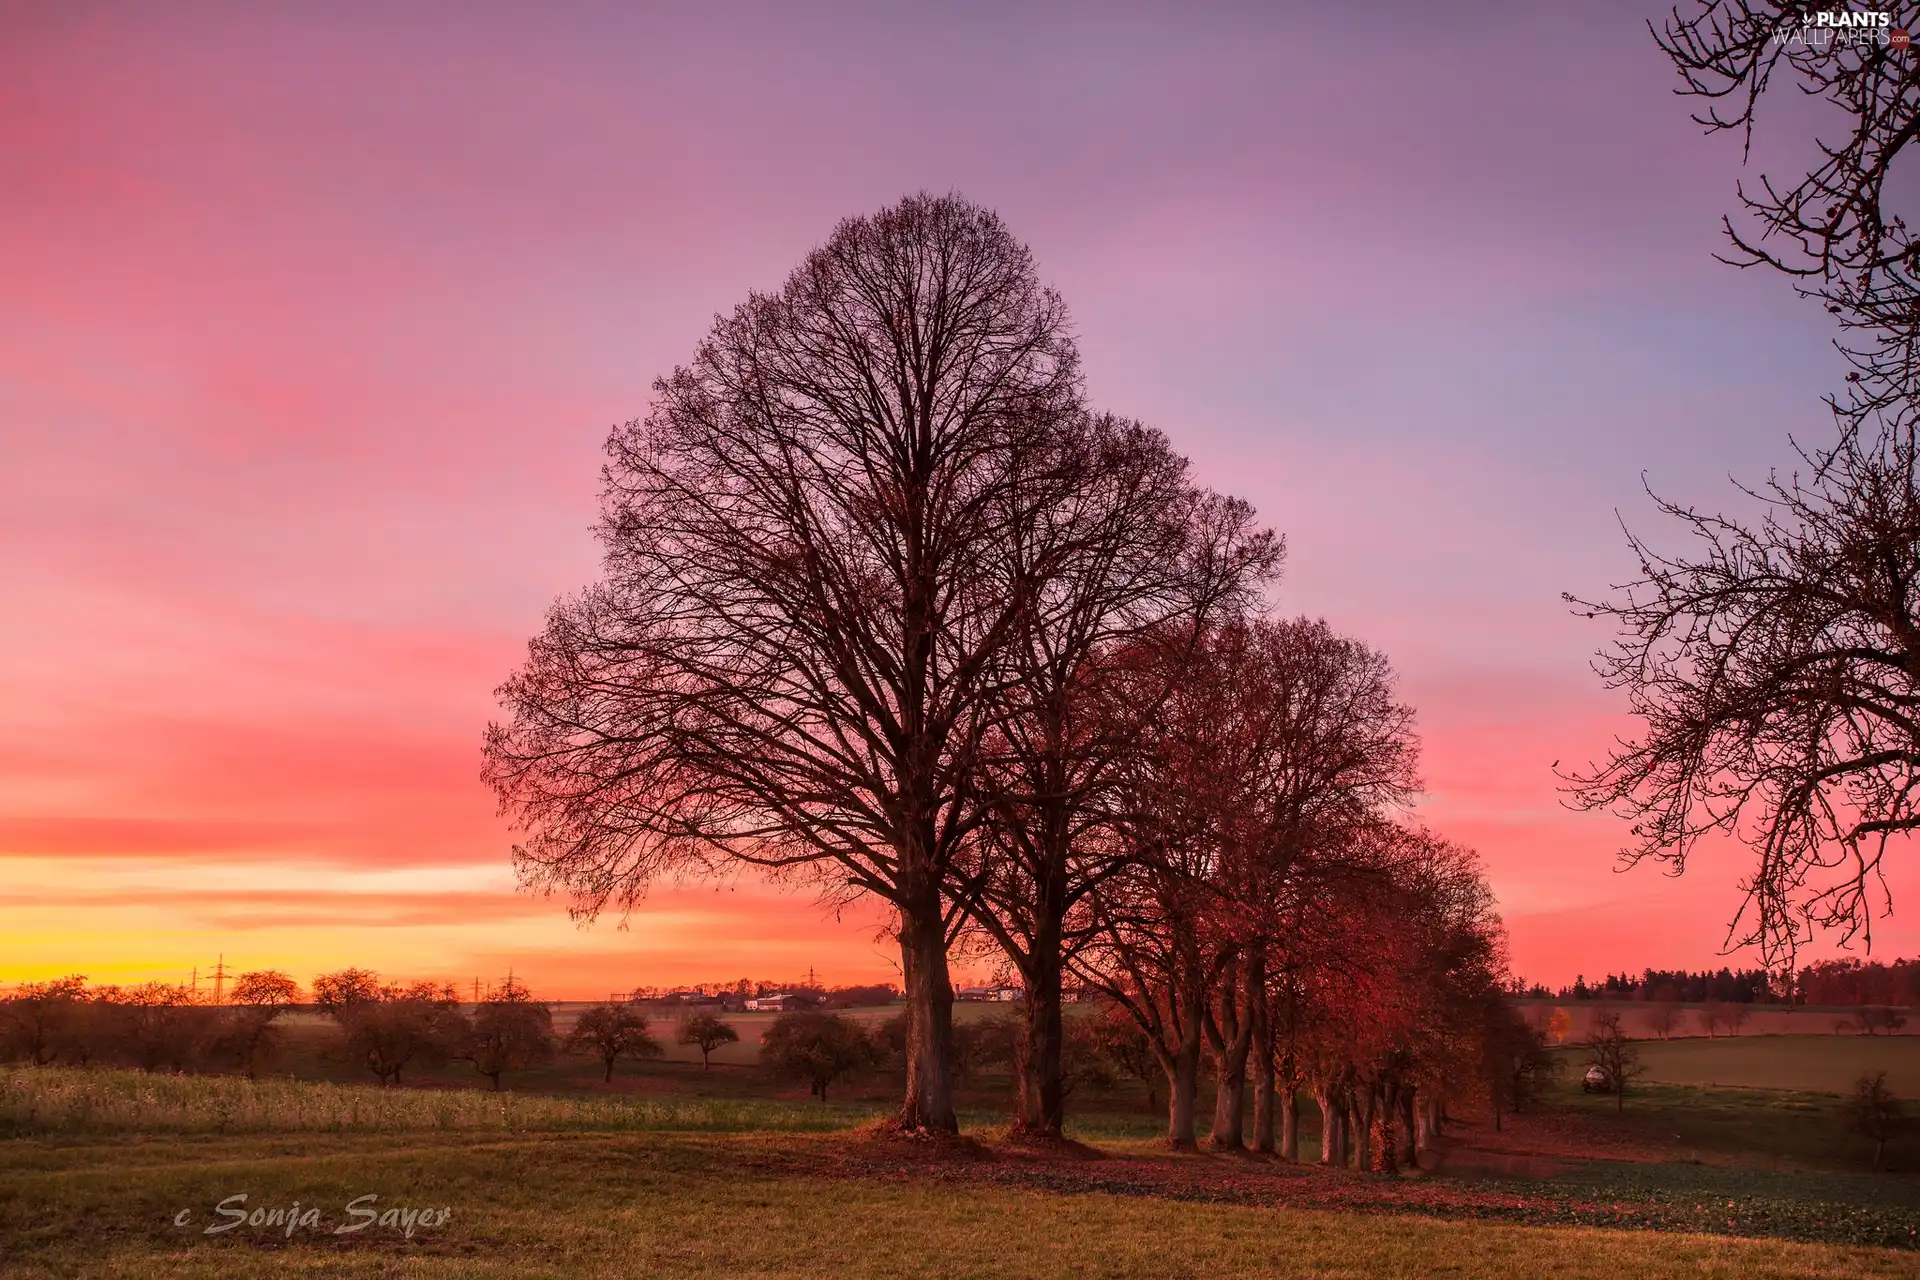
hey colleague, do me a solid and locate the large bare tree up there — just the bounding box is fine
[1566,427,1920,962]
[1657,2,1920,419]
[1564,12,1920,963]
[955,425,1279,1137]
[484,193,1084,1133]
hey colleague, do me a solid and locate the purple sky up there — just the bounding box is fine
[1,2,1901,992]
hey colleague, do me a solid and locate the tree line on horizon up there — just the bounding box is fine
[481,192,1536,1160]
[1512,958,1920,1007]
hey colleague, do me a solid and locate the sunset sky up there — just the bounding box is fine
[5,2,1912,997]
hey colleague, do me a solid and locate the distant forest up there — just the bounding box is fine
[1513,959,1920,1007]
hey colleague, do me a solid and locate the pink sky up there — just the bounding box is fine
[5,3,1913,995]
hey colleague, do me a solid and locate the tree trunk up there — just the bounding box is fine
[897,891,958,1134]
[1371,1106,1397,1175]
[1415,1094,1436,1152]
[1280,1087,1300,1162]
[1251,1009,1275,1155]
[1013,914,1066,1137]
[1207,952,1254,1150]
[1316,1088,1344,1166]
[1165,1052,1197,1149]
[1397,1088,1418,1168]
[1350,1090,1374,1171]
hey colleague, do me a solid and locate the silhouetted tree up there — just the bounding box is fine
[0,976,89,1065]
[487,193,1094,1135]
[216,971,301,1078]
[564,1003,663,1082]
[676,1012,740,1069]
[314,971,465,1086]
[1565,422,1920,963]
[461,979,555,1091]
[1574,6,1920,965]
[760,1011,877,1101]
[1658,2,1920,421]
[1479,1000,1559,1130]
[955,418,1278,1137]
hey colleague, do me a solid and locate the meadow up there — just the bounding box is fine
[5,1028,1920,1277]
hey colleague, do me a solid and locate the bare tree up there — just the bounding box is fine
[1657,2,1920,421]
[563,1002,663,1082]
[1480,1000,1559,1131]
[1230,619,1419,1153]
[676,1011,740,1069]
[1588,6,1920,965]
[954,417,1278,1138]
[485,194,1087,1134]
[1858,1004,1910,1035]
[461,978,555,1091]
[1077,620,1418,1150]
[760,1011,877,1101]
[217,971,301,1078]
[0,976,89,1066]
[1642,1001,1683,1041]
[1565,425,1920,963]
[315,972,466,1087]
[1584,1009,1647,1113]
[1700,999,1730,1038]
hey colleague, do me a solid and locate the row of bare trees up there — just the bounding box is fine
[2,970,598,1091]
[484,192,1522,1147]
[0,973,300,1076]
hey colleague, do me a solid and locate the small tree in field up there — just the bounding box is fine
[462,979,555,1091]
[1481,1003,1561,1130]
[564,1003,663,1083]
[218,971,302,1078]
[1584,1010,1646,1113]
[1845,1071,1907,1171]
[676,1012,739,1069]
[115,982,209,1073]
[760,1011,877,1101]
[1858,1006,1909,1036]
[315,970,466,1087]
[1642,1003,1682,1041]
[0,976,89,1065]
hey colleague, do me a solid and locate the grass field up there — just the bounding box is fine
[1627,1034,1920,1094]
[4,1078,1918,1279]
[7,1032,1920,1276]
